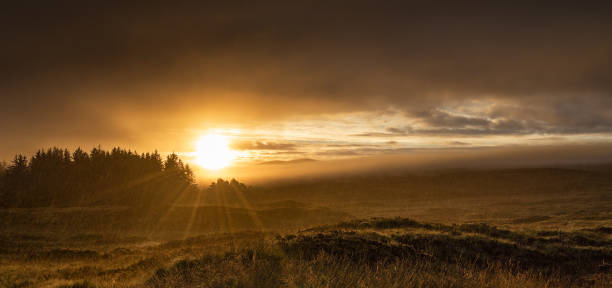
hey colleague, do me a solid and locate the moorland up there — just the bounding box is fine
[0,148,610,287]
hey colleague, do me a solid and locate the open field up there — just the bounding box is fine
[1,217,610,287]
[1,167,611,287]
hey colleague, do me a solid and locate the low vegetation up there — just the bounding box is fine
[1,217,610,287]
[1,158,611,287]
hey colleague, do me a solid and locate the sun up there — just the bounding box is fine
[194,134,236,170]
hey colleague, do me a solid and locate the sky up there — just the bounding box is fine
[2,1,612,177]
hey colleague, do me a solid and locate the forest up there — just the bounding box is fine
[0,147,196,207]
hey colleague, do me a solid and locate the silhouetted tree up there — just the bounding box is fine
[0,161,5,203]
[205,178,251,205]
[0,155,30,206]
[0,147,197,207]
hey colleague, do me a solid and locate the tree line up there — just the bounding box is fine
[0,147,196,207]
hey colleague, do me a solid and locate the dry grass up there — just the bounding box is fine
[1,217,610,288]
[1,167,611,287]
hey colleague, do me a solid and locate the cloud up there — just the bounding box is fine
[258,158,316,165]
[1,1,612,159]
[231,141,296,151]
[447,141,471,146]
[353,98,612,137]
[415,109,491,128]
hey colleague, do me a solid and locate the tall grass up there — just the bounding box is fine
[146,245,603,288]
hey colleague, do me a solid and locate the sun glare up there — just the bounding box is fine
[194,134,236,170]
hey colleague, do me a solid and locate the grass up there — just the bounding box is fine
[1,167,611,287]
[148,218,611,287]
[0,217,610,287]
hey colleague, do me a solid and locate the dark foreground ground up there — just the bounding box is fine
[1,217,610,287]
[1,167,611,287]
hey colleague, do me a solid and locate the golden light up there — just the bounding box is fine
[194,134,236,170]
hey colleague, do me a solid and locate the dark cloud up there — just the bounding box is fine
[325,143,369,148]
[386,127,411,134]
[316,147,419,157]
[351,132,402,137]
[1,1,612,158]
[414,109,491,128]
[410,109,536,135]
[354,99,612,137]
[231,141,296,151]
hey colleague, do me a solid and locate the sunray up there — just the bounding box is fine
[229,184,266,232]
[218,187,237,236]
[182,188,204,239]
[59,170,167,236]
[147,181,192,238]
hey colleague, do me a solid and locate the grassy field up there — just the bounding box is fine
[1,217,610,287]
[1,167,611,287]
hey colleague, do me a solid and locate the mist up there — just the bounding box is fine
[197,143,612,183]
